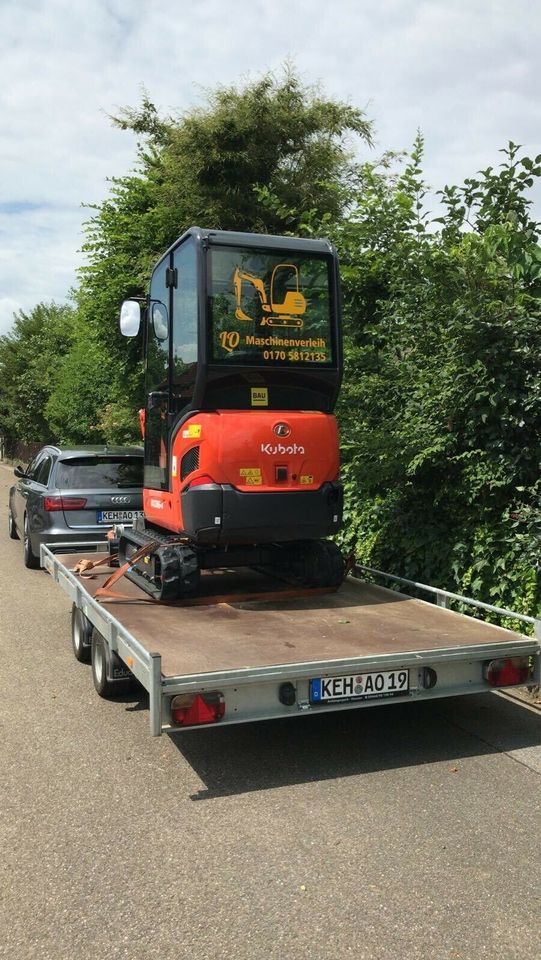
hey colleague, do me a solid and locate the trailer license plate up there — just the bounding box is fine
[309,669,409,703]
[96,510,145,524]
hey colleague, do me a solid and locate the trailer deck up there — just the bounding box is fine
[43,546,540,736]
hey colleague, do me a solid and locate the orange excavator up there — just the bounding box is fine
[118,227,344,600]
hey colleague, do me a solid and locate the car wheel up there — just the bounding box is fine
[8,509,19,540]
[23,516,40,569]
[71,605,92,664]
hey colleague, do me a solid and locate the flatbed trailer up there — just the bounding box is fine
[42,544,541,737]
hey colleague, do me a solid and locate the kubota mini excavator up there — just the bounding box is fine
[118,227,344,601]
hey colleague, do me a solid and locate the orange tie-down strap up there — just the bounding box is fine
[71,543,340,606]
[72,539,170,602]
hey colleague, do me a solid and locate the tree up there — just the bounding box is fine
[334,137,541,619]
[49,69,372,441]
[0,302,75,445]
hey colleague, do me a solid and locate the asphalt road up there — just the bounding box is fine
[1,460,540,960]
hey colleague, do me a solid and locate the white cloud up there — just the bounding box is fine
[0,0,540,332]
[0,298,21,335]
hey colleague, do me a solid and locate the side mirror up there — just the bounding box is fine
[151,302,169,341]
[14,465,26,479]
[120,299,141,337]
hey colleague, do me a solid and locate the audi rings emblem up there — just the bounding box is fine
[111,496,130,504]
[273,422,291,438]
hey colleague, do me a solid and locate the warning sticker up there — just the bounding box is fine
[240,468,262,485]
[300,475,314,485]
[172,456,178,478]
[251,387,268,407]
[182,424,202,439]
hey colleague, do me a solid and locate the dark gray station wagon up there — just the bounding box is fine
[8,445,144,567]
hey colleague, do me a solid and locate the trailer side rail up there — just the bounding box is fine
[355,564,541,639]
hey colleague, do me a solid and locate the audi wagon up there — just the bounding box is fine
[8,445,144,567]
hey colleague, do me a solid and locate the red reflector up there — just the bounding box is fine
[189,475,215,488]
[44,496,87,512]
[484,658,530,687]
[171,692,225,726]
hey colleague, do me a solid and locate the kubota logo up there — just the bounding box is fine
[273,422,291,438]
[261,443,305,455]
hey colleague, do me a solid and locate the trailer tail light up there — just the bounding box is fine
[170,692,225,726]
[484,657,531,688]
[44,496,88,511]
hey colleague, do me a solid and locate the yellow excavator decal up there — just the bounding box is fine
[233,263,307,328]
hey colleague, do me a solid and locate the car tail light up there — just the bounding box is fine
[44,496,87,511]
[484,657,531,687]
[170,692,225,726]
[188,475,216,488]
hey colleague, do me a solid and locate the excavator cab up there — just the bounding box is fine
[119,227,344,600]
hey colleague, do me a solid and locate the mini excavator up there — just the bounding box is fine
[118,227,344,601]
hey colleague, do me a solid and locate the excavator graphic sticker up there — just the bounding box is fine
[233,263,307,329]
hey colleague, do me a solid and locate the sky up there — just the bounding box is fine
[1,0,540,335]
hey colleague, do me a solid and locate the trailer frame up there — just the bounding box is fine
[42,544,541,736]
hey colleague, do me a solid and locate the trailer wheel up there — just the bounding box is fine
[71,605,92,664]
[23,516,40,569]
[8,509,19,540]
[91,629,117,698]
[91,629,137,698]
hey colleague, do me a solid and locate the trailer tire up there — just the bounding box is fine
[71,605,92,663]
[91,630,118,698]
[23,516,40,569]
[8,509,19,540]
[91,629,137,698]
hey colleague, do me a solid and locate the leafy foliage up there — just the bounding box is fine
[0,302,76,444]
[334,135,541,620]
[49,69,372,441]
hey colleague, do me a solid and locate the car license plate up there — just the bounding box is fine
[309,669,409,703]
[96,510,145,524]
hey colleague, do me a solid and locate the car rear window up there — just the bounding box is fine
[55,457,143,490]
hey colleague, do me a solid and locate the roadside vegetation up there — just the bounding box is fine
[0,69,539,618]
